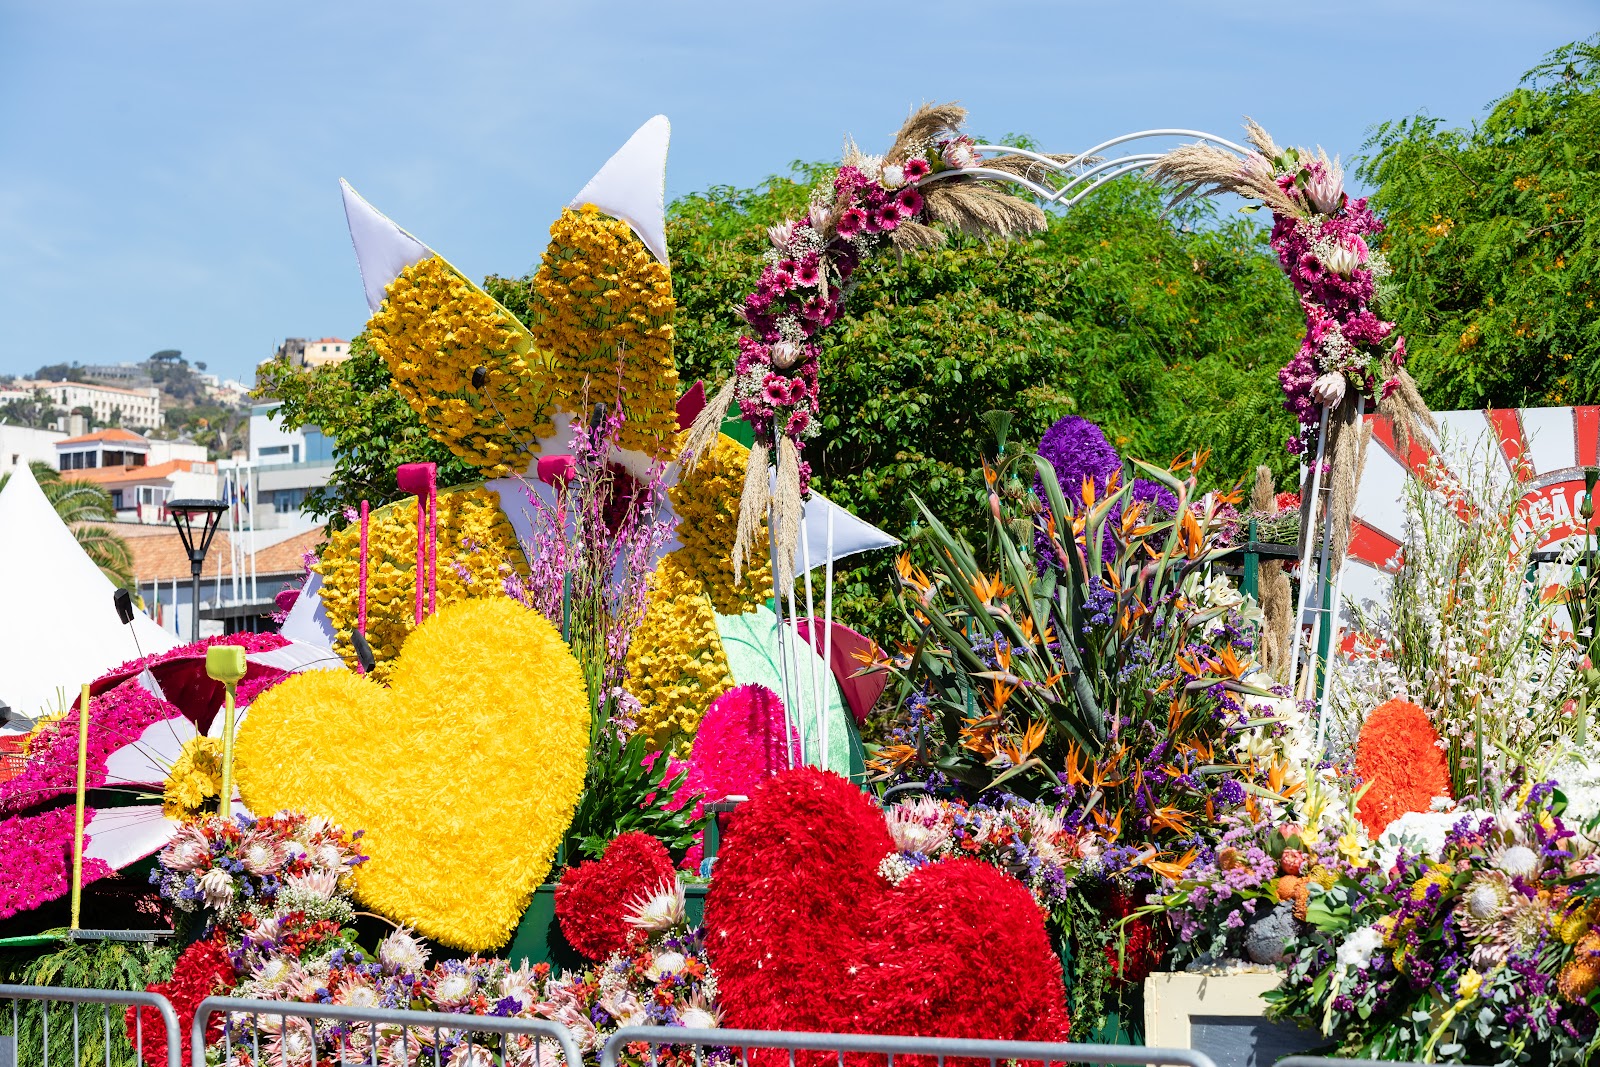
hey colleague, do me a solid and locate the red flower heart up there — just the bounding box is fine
[705,768,1068,1044]
[556,831,676,960]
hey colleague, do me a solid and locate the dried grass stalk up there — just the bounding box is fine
[924,184,1046,237]
[981,152,1093,188]
[1377,368,1438,460]
[678,377,737,475]
[732,440,770,586]
[1324,399,1367,567]
[889,220,947,254]
[886,103,967,163]
[1252,464,1296,682]
[770,436,804,588]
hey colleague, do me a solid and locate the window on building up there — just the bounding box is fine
[271,488,304,513]
[132,452,146,467]
[111,490,124,509]
[303,429,334,463]
[292,444,300,463]
[85,450,98,468]
[258,445,290,458]
[104,450,123,466]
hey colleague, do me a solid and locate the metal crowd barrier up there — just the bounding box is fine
[600,1026,1221,1067]
[0,983,181,1067]
[1276,1060,1456,1066]
[190,995,586,1066]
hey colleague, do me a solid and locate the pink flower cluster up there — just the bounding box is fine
[0,805,111,919]
[1266,156,1409,454]
[734,140,976,488]
[0,681,182,815]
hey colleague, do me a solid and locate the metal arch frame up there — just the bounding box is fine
[915,129,1252,209]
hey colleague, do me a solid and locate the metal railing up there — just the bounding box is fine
[1276,1059,1462,1066]
[600,1026,1220,1067]
[191,996,585,1067]
[0,983,181,1067]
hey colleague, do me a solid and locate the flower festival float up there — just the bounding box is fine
[8,102,1600,1067]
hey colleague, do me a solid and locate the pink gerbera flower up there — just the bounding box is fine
[836,207,867,238]
[763,374,790,406]
[769,269,794,292]
[795,256,821,287]
[895,187,925,215]
[902,157,931,181]
[874,203,901,231]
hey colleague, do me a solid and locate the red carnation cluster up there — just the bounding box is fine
[705,768,1067,1062]
[1354,698,1453,838]
[126,938,236,1067]
[1100,883,1162,985]
[556,831,676,960]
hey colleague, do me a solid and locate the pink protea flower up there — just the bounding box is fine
[767,219,797,250]
[836,207,867,237]
[902,157,931,181]
[895,187,925,216]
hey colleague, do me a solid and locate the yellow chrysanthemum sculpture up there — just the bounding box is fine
[624,553,734,751]
[315,484,529,681]
[530,205,679,460]
[668,433,772,614]
[367,255,554,476]
[235,597,589,951]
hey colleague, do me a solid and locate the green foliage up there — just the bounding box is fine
[0,937,179,1067]
[668,168,1301,637]
[254,337,480,531]
[563,713,704,864]
[1359,35,1600,408]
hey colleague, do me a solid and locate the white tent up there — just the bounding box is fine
[0,463,177,724]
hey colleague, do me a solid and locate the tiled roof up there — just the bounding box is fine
[60,459,199,486]
[57,428,148,446]
[310,338,347,345]
[82,524,324,584]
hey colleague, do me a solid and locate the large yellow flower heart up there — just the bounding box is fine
[235,598,588,950]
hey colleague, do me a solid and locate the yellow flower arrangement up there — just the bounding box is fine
[162,735,223,821]
[315,484,529,681]
[668,433,772,615]
[235,598,590,951]
[367,256,554,476]
[623,553,733,750]
[529,206,678,460]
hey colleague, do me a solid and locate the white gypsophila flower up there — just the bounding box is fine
[877,853,915,886]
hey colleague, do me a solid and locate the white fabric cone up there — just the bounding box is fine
[568,115,671,266]
[341,178,433,313]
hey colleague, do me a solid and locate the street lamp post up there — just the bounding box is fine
[168,499,227,642]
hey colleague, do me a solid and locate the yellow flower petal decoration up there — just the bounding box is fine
[315,484,529,681]
[234,597,589,951]
[624,553,733,752]
[367,255,554,476]
[162,735,223,822]
[530,206,679,460]
[668,433,772,615]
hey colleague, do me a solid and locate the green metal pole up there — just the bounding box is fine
[1242,519,1260,602]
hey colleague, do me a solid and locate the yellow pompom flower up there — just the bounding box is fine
[529,207,679,460]
[624,554,733,751]
[366,256,554,476]
[315,485,529,680]
[162,736,224,821]
[669,434,772,614]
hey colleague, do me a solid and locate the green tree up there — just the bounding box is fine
[254,337,479,529]
[668,168,1302,631]
[1359,36,1600,409]
[0,461,133,588]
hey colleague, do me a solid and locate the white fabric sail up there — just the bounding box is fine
[0,463,177,724]
[341,179,433,313]
[568,115,671,266]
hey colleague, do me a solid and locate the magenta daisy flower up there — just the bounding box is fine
[795,256,821,287]
[836,207,867,238]
[769,269,794,292]
[895,187,925,216]
[763,374,791,406]
[874,203,901,231]
[902,158,931,181]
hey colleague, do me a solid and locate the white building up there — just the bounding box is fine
[246,402,334,530]
[56,428,218,523]
[18,380,162,430]
[0,423,66,478]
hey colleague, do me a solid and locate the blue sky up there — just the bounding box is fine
[0,0,1594,385]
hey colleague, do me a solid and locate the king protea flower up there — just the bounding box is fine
[767,219,798,250]
[1303,161,1345,215]
[625,878,686,933]
[1322,237,1366,277]
[1310,372,1347,407]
